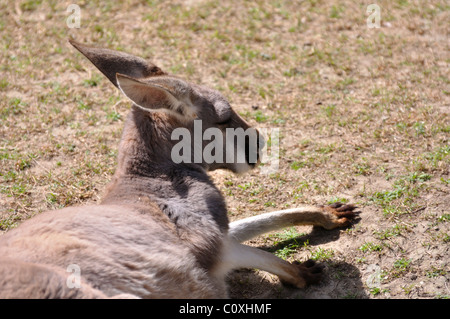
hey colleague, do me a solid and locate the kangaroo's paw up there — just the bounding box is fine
[320,202,359,229]
[280,259,324,289]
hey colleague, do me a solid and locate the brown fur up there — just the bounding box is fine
[0,41,358,298]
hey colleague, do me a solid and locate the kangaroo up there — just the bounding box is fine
[0,40,358,298]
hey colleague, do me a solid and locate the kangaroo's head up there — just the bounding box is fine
[70,40,264,174]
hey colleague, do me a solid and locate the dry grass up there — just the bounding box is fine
[0,0,449,298]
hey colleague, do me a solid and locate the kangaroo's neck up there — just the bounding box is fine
[102,106,208,203]
[100,107,229,270]
[116,106,178,176]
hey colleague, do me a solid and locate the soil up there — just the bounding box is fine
[0,0,448,299]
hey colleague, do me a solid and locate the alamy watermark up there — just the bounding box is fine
[171,120,279,174]
[67,3,381,30]
[258,127,279,175]
[66,4,81,29]
[66,264,81,289]
[366,4,381,29]
[365,264,382,291]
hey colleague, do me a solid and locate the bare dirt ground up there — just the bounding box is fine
[0,0,448,299]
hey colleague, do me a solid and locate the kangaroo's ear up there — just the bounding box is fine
[116,74,198,120]
[69,39,165,87]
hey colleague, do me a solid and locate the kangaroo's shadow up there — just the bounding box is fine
[228,222,368,299]
[227,260,368,299]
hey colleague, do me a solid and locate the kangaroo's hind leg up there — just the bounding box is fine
[215,203,359,288]
[213,239,324,289]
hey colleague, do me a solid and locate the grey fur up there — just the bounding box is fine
[0,41,358,298]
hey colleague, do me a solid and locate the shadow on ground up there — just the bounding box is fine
[228,223,368,299]
[227,261,368,299]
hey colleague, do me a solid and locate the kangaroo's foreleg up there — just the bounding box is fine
[229,202,358,243]
[216,203,358,288]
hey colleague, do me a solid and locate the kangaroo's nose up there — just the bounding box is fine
[245,129,264,167]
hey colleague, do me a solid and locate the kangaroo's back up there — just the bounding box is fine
[0,40,358,299]
[0,203,225,298]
